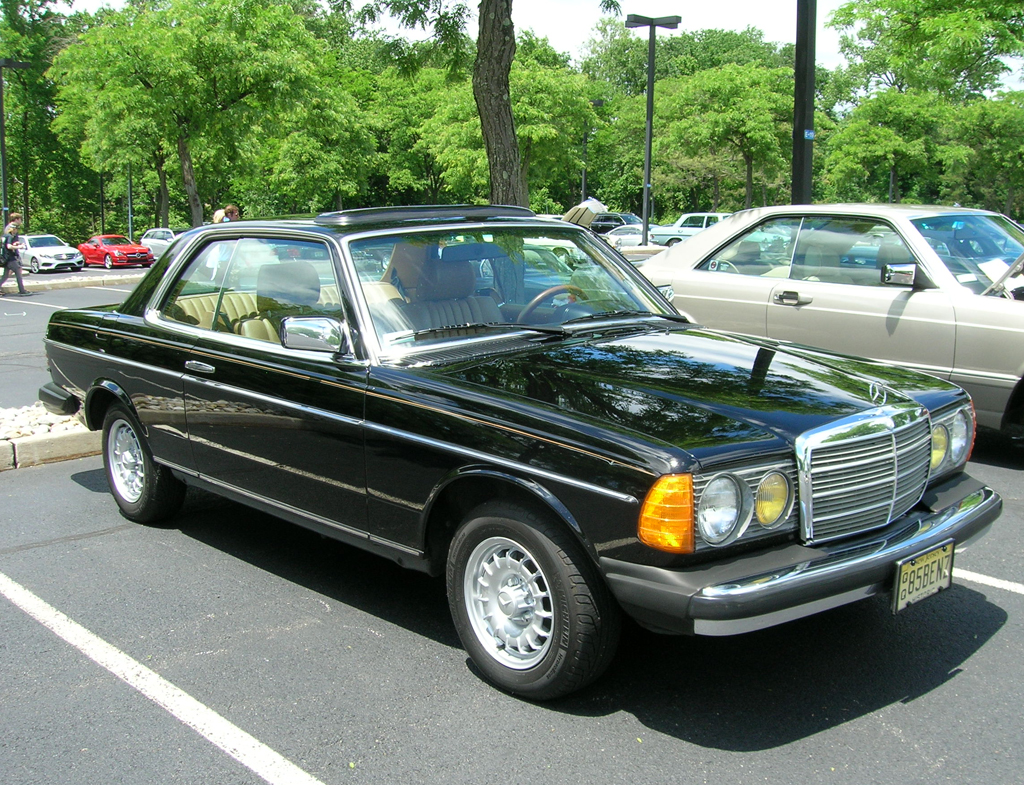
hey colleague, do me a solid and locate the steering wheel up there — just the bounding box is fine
[711,260,739,274]
[518,285,587,323]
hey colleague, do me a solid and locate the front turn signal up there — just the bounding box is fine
[638,474,695,554]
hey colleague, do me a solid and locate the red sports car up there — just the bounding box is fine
[78,235,156,269]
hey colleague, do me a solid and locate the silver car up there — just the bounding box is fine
[641,204,1024,436]
[649,212,731,246]
[21,234,85,273]
[139,227,189,257]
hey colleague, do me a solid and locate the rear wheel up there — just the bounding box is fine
[447,501,620,700]
[102,403,185,523]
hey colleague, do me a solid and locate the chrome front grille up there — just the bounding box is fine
[797,406,931,544]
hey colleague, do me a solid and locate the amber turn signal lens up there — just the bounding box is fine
[638,474,695,554]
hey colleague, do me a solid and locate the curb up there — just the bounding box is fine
[0,429,102,471]
[0,270,145,295]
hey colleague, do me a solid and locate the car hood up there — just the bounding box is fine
[433,326,925,465]
[31,245,76,253]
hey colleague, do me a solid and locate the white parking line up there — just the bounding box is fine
[0,572,326,785]
[6,299,65,309]
[955,569,1024,595]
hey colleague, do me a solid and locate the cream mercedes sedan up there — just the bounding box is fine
[640,204,1024,437]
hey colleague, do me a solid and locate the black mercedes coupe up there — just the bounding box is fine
[41,206,1000,698]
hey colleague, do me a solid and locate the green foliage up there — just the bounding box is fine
[831,0,1024,99]
[4,0,1024,238]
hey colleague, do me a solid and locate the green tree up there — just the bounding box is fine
[821,88,952,203]
[660,64,793,209]
[831,0,1024,99]
[51,0,324,226]
[358,0,617,207]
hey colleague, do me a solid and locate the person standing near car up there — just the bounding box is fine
[0,213,30,296]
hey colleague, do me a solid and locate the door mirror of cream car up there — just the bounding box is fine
[882,263,917,287]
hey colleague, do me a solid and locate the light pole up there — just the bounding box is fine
[791,0,816,204]
[625,14,680,246]
[0,58,31,227]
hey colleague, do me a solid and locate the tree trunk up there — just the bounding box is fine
[177,134,204,226]
[1004,181,1014,217]
[473,0,528,207]
[743,152,754,209]
[155,152,169,228]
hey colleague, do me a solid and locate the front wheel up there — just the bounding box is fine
[447,501,621,700]
[104,254,114,269]
[102,403,185,523]
[29,257,39,273]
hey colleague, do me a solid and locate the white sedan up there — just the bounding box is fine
[21,234,84,273]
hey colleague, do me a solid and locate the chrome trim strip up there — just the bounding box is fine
[46,340,186,383]
[184,375,365,429]
[51,340,638,505]
[694,587,876,636]
[194,472,423,558]
[363,421,639,505]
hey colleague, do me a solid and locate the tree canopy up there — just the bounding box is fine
[1,0,1023,241]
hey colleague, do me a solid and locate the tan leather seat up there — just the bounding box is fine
[397,246,502,331]
[236,262,322,343]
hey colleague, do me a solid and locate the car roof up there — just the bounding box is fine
[189,205,567,240]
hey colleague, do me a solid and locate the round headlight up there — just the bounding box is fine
[755,471,791,528]
[697,474,745,544]
[949,410,971,464]
[930,424,949,472]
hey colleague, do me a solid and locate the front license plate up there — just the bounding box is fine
[893,540,954,613]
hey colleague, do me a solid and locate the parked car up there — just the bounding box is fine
[603,224,647,250]
[650,212,731,246]
[140,227,190,257]
[589,212,643,234]
[20,234,84,273]
[41,205,999,699]
[640,203,1024,437]
[78,235,156,269]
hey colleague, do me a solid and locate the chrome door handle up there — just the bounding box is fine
[185,360,215,374]
[773,290,812,306]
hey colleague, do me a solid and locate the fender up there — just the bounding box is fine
[422,465,593,556]
[83,379,135,432]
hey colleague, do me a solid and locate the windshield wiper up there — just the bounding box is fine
[561,310,654,327]
[980,250,1024,297]
[399,322,566,342]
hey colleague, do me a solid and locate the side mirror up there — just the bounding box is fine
[882,263,917,287]
[280,316,351,354]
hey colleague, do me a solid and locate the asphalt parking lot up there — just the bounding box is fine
[2,267,1023,784]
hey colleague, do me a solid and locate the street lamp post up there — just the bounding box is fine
[625,14,680,246]
[0,58,31,227]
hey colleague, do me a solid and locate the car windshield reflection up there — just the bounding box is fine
[911,213,1024,292]
[348,228,671,352]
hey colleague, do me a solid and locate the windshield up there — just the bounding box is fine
[911,213,1024,293]
[349,226,672,351]
[103,236,132,246]
[29,235,63,248]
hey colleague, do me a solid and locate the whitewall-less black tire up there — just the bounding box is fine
[102,403,185,524]
[447,501,621,700]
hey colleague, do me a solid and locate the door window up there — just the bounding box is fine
[161,237,341,342]
[699,217,801,276]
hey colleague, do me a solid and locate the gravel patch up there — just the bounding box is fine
[0,403,89,442]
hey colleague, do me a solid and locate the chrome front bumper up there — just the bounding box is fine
[601,474,1000,636]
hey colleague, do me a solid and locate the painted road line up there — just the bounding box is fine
[955,568,1024,596]
[0,571,327,785]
